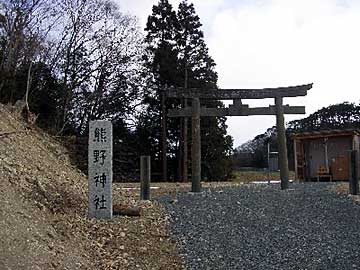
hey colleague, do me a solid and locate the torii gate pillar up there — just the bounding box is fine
[191,98,201,192]
[166,83,312,192]
[275,97,289,190]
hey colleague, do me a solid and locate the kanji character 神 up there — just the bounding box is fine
[94,173,107,188]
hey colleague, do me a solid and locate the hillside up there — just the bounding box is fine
[0,104,183,270]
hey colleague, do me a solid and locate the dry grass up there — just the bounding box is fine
[0,104,184,270]
[231,170,296,184]
[332,182,360,203]
[0,104,312,270]
[115,181,243,200]
[334,182,349,194]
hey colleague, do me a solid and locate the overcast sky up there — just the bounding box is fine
[116,0,360,147]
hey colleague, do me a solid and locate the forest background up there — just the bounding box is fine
[1,0,359,181]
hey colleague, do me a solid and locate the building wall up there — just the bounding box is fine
[269,156,278,171]
[327,136,352,160]
[353,135,359,151]
[305,139,327,178]
[305,136,352,179]
[354,135,360,178]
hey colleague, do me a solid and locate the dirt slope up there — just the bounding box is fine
[0,104,183,270]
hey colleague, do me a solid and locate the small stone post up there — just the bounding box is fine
[191,98,201,192]
[88,121,113,219]
[275,97,289,190]
[140,156,151,200]
[349,150,359,195]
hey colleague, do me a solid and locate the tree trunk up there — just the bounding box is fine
[24,61,33,112]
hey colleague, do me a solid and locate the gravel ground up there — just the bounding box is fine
[159,183,360,270]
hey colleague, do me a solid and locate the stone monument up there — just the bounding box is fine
[88,121,113,219]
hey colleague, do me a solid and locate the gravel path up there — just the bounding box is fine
[159,183,360,270]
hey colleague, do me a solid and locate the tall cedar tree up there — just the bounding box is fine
[176,0,233,180]
[141,0,233,181]
[139,0,181,180]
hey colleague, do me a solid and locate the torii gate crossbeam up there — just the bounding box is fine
[165,84,313,192]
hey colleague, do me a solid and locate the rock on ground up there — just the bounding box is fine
[0,104,184,270]
[159,183,360,270]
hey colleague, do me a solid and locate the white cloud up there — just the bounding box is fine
[208,0,360,146]
[116,0,183,27]
[115,0,360,147]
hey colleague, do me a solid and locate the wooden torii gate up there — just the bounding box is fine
[166,83,313,192]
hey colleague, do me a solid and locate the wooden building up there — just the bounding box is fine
[292,129,360,181]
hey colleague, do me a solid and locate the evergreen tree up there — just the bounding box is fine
[141,0,233,181]
[235,102,360,169]
[139,0,181,180]
[176,0,217,89]
[287,102,360,133]
[176,0,233,180]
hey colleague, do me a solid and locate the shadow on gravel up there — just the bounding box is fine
[159,183,360,270]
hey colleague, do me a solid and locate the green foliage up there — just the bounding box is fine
[141,0,233,181]
[235,126,277,168]
[235,102,360,168]
[0,0,150,181]
[24,63,64,130]
[287,102,360,133]
[201,116,234,180]
[176,1,217,88]
[0,0,233,181]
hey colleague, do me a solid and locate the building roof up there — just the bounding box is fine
[291,129,360,140]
